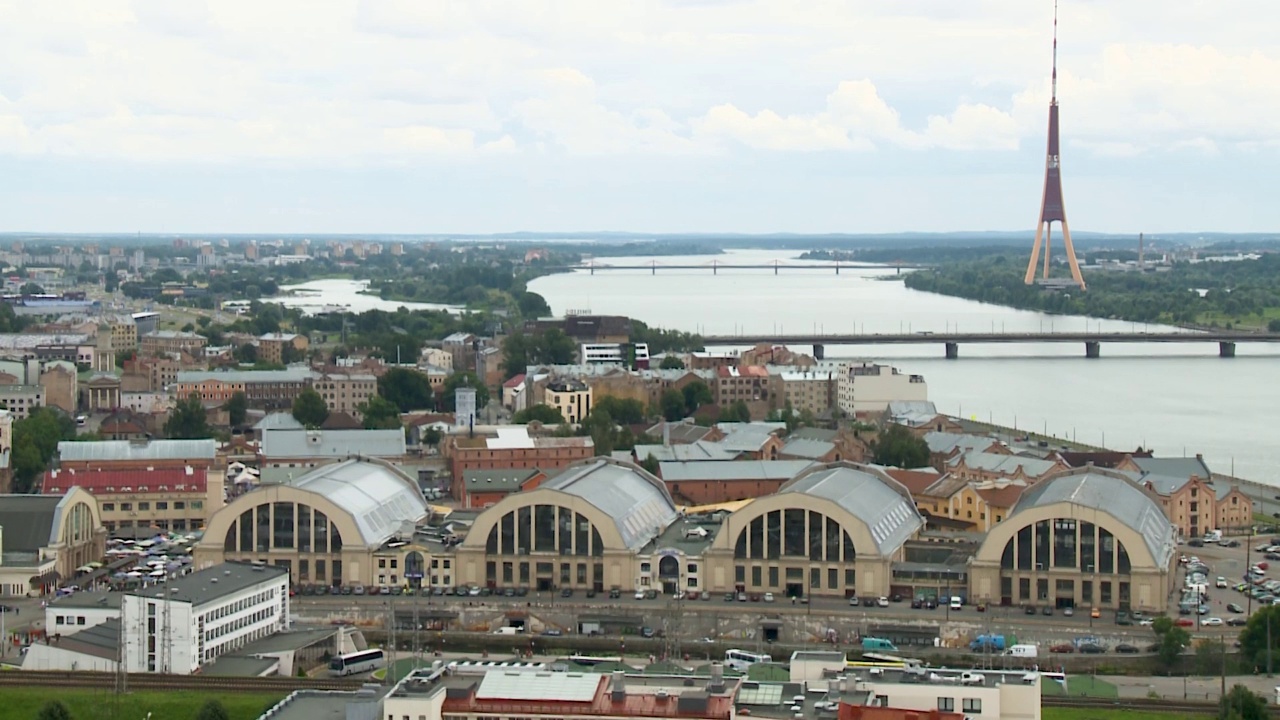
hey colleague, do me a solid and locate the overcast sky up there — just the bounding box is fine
[1,1,1277,235]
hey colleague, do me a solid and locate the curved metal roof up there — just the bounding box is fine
[542,459,678,551]
[779,463,924,554]
[290,459,428,546]
[1012,467,1175,566]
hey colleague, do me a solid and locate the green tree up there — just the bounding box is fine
[681,380,713,411]
[501,332,532,379]
[639,454,661,476]
[659,355,685,370]
[0,302,27,333]
[1269,319,1280,332]
[1221,684,1268,720]
[1194,637,1226,675]
[440,372,489,412]
[10,407,77,493]
[513,405,567,424]
[421,427,443,447]
[359,395,403,430]
[1239,605,1280,669]
[378,367,435,412]
[660,389,687,421]
[872,425,931,468]
[19,282,45,295]
[537,328,577,364]
[234,342,258,364]
[292,388,330,428]
[223,391,248,427]
[194,699,231,720]
[35,700,72,720]
[165,393,214,439]
[593,395,647,425]
[1151,615,1191,670]
[518,291,551,318]
[582,408,616,455]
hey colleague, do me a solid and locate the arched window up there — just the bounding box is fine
[1001,538,1014,569]
[405,552,425,586]
[1117,541,1131,574]
[331,523,343,552]
[658,556,679,578]
[225,522,237,552]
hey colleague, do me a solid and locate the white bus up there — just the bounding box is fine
[329,648,387,676]
[725,649,772,672]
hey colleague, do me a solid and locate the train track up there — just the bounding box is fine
[0,670,364,693]
[1043,696,1225,715]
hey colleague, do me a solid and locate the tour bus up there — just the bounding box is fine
[725,649,772,672]
[329,648,387,676]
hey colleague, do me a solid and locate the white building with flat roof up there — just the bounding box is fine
[836,363,928,416]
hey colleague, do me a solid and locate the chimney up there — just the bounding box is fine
[611,671,626,700]
[708,661,725,691]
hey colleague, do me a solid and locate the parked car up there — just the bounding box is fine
[635,589,646,600]
[911,597,924,609]
[560,588,574,598]
[1024,605,1037,615]
[877,596,889,607]
[1091,606,1101,619]
[1203,617,1224,626]
[1176,617,1195,627]
[609,588,622,599]
[1078,643,1107,654]
[1042,606,1054,616]
[1049,643,1075,653]
[724,592,736,602]
[1115,644,1141,654]
[764,592,775,603]
[1063,607,1074,617]
[1228,618,1248,627]
[1228,603,1244,613]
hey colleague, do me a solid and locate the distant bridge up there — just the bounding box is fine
[549,260,918,274]
[698,331,1280,359]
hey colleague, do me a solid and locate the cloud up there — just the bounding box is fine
[0,0,1274,167]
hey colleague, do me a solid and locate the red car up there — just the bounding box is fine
[1176,617,1195,627]
[1259,562,1270,571]
[1049,643,1075,654]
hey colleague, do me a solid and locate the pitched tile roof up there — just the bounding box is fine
[43,467,209,495]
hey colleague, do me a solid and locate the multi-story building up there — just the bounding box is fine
[258,332,309,365]
[175,367,316,409]
[104,315,139,350]
[39,362,78,414]
[419,347,453,371]
[657,460,815,505]
[42,465,223,534]
[545,378,592,423]
[22,563,290,674]
[140,330,207,357]
[772,368,837,416]
[448,427,594,498]
[713,365,770,418]
[310,372,378,419]
[0,384,44,419]
[836,363,928,416]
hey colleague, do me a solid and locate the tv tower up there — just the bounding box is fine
[1024,0,1086,289]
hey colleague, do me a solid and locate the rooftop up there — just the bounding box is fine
[57,438,217,463]
[779,463,924,555]
[143,330,205,340]
[0,333,90,348]
[464,468,542,493]
[128,562,288,606]
[284,459,429,545]
[1133,455,1213,480]
[780,438,835,459]
[45,618,121,659]
[261,427,407,458]
[922,432,998,456]
[177,366,317,384]
[543,459,679,551]
[0,494,67,553]
[254,412,305,431]
[634,441,739,463]
[658,460,814,482]
[43,466,208,495]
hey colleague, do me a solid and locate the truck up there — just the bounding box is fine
[969,634,1006,652]
[1204,530,1223,543]
[1005,644,1039,659]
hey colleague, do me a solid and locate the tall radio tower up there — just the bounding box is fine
[1024,0,1086,289]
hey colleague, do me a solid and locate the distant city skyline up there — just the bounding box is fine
[1,1,1277,234]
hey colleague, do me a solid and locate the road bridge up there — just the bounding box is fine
[697,331,1280,359]
[547,260,916,274]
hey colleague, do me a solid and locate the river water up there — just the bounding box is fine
[527,249,1280,485]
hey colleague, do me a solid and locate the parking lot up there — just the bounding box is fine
[1171,535,1272,634]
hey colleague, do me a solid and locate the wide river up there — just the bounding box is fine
[528,249,1280,485]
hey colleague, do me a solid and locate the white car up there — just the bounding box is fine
[877,596,890,607]
[764,592,775,603]
[1138,618,1155,626]
[1203,617,1224,627]
[1217,577,1229,588]
[635,589,646,600]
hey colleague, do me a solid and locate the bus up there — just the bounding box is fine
[725,649,772,672]
[567,654,624,667]
[329,649,387,676]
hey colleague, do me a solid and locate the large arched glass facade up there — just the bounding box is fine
[997,517,1133,608]
[482,504,607,592]
[220,501,345,585]
[731,508,859,598]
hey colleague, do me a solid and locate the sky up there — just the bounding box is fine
[1,0,1278,235]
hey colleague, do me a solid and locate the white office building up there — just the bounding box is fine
[24,562,290,675]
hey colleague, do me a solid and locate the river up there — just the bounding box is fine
[527,249,1280,485]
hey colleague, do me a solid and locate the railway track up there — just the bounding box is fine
[0,670,364,693]
[1043,696,1225,715]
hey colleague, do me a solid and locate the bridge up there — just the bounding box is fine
[555,260,916,274]
[698,331,1280,359]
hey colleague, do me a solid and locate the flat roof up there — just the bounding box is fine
[128,562,288,606]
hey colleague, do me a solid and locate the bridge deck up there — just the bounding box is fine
[699,332,1280,345]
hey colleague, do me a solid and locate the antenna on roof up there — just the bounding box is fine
[1050,0,1059,103]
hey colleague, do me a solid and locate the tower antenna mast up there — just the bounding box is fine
[1051,0,1059,103]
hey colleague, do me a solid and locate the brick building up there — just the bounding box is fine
[657,460,814,505]
[141,330,207,357]
[449,427,593,499]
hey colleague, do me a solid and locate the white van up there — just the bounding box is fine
[1006,644,1039,659]
[949,596,963,611]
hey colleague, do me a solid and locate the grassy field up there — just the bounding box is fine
[0,688,285,720]
[1043,710,1202,720]
[1040,675,1119,698]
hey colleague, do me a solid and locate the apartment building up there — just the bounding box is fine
[310,372,378,419]
[836,362,928,416]
[545,378,592,423]
[258,332,309,365]
[141,330,207,357]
